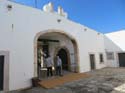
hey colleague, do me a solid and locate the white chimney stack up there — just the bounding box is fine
[43,2,54,12]
[58,6,63,15]
[58,6,68,18]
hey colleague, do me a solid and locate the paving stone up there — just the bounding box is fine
[8,68,125,93]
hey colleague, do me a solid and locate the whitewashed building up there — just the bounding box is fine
[105,30,125,67]
[0,0,124,92]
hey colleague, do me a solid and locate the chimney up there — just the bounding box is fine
[58,6,68,18]
[48,2,54,12]
[43,2,54,12]
[58,6,63,16]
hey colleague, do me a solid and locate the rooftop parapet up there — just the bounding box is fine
[43,2,68,18]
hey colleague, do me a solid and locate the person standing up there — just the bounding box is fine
[56,56,63,76]
[45,55,53,77]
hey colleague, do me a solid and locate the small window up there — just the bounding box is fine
[100,53,104,63]
[106,52,114,60]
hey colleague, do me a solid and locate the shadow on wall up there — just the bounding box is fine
[104,35,123,52]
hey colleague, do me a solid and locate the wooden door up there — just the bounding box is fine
[118,53,125,67]
[90,54,95,70]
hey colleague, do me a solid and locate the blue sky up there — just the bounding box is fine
[11,0,125,33]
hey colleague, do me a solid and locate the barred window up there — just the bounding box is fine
[106,52,114,60]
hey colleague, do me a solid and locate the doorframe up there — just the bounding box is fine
[117,52,125,67]
[0,51,9,92]
[54,46,71,71]
[89,53,96,70]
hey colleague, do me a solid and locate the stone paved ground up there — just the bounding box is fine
[8,67,125,93]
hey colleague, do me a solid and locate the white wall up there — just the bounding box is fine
[0,1,107,90]
[104,35,122,67]
[104,31,125,67]
[77,28,106,72]
[106,30,125,51]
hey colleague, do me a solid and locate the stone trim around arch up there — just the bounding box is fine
[54,46,71,71]
[34,29,80,77]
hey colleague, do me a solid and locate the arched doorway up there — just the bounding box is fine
[57,48,69,71]
[34,30,80,78]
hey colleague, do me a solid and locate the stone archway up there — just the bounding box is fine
[34,30,80,77]
[54,47,71,71]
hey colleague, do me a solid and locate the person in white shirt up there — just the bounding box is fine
[45,55,53,77]
[55,56,63,76]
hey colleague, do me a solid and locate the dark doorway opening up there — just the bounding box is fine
[58,49,69,71]
[0,55,4,91]
[118,53,125,67]
[90,54,95,70]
